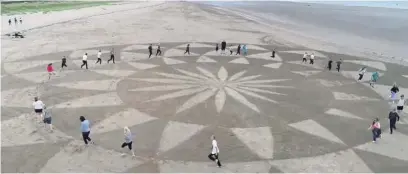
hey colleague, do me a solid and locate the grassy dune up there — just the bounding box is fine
[1,1,114,15]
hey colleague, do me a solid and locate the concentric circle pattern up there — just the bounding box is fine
[2,42,408,173]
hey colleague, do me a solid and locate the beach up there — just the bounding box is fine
[1,1,408,173]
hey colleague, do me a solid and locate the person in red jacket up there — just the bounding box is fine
[47,63,55,80]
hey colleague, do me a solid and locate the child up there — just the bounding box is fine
[242,45,247,56]
[368,118,381,142]
[47,63,55,80]
[369,71,379,87]
[43,106,53,131]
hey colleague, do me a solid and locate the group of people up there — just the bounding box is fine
[8,17,22,26]
[368,84,406,143]
[47,49,116,79]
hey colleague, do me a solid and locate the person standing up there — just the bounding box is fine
[208,135,222,167]
[43,106,53,131]
[156,44,162,56]
[388,108,400,134]
[215,43,219,53]
[47,63,55,80]
[108,49,115,64]
[336,59,342,72]
[148,44,153,58]
[397,95,407,115]
[8,19,11,25]
[19,17,22,24]
[14,17,17,25]
[61,56,67,70]
[121,127,136,157]
[357,67,367,81]
[242,44,247,56]
[368,118,381,142]
[80,116,94,146]
[96,50,102,64]
[236,44,241,55]
[81,53,88,69]
[32,97,45,123]
[370,71,379,87]
[221,41,226,55]
[184,44,190,55]
[271,49,276,58]
[302,52,308,63]
[309,53,315,65]
[327,59,333,71]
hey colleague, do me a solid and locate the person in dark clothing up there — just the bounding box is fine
[221,41,226,55]
[215,44,219,52]
[14,17,17,24]
[390,83,399,103]
[236,44,241,55]
[271,49,276,58]
[148,44,153,58]
[389,108,400,134]
[328,59,333,71]
[336,59,342,72]
[184,44,190,55]
[19,18,22,24]
[156,44,162,56]
[8,19,11,25]
[107,49,115,64]
[61,56,67,70]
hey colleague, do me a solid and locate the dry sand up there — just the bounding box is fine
[1,1,407,64]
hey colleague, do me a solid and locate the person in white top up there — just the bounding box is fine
[32,97,45,122]
[81,53,88,69]
[309,53,315,64]
[96,50,102,64]
[302,52,308,63]
[397,94,407,115]
[358,67,367,81]
[208,135,222,167]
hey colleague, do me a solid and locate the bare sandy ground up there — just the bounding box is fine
[1,1,407,66]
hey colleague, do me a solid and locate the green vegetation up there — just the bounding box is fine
[1,1,115,15]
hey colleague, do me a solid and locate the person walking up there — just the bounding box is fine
[309,53,315,65]
[32,97,45,123]
[388,108,400,134]
[336,59,342,72]
[156,44,162,56]
[107,49,115,64]
[369,71,379,87]
[61,56,67,70]
[43,106,53,131]
[221,41,227,55]
[148,44,153,58]
[215,43,219,53]
[208,135,222,167]
[271,49,276,58]
[96,50,102,64]
[236,44,241,55]
[397,95,407,115]
[121,127,136,157]
[8,19,11,25]
[302,52,308,63]
[184,44,190,55]
[19,17,22,24]
[327,59,333,71]
[81,53,88,69]
[14,17,17,25]
[390,83,399,103]
[47,63,55,80]
[368,118,381,142]
[242,44,247,56]
[80,116,94,146]
[357,67,367,81]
